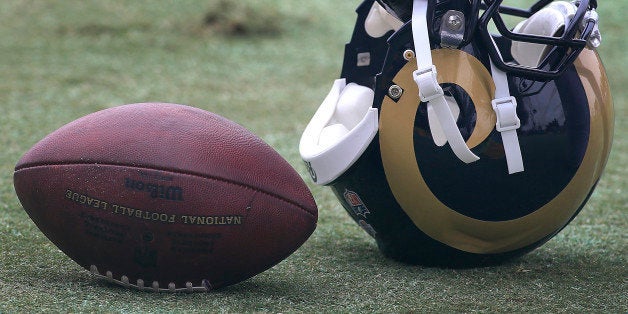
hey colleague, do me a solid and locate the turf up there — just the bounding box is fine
[0,0,626,312]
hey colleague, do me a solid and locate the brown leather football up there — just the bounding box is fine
[13,103,317,292]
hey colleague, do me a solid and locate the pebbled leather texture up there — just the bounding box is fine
[14,103,317,290]
[15,103,316,215]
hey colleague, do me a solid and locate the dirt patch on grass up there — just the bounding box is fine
[202,0,284,37]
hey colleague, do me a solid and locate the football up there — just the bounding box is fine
[13,103,318,292]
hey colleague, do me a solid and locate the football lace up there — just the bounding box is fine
[89,265,212,293]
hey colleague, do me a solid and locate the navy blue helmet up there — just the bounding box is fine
[300,0,612,266]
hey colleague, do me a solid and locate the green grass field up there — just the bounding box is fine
[1,1,625,312]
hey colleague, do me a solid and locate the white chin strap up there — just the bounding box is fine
[412,0,524,173]
[489,47,524,174]
[411,0,479,164]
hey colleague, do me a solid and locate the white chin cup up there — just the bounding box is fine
[299,79,379,185]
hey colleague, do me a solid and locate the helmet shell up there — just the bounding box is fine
[330,16,613,266]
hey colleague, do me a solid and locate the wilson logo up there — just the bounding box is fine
[125,178,184,201]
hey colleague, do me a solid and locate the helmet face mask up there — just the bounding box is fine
[300,0,613,266]
[377,0,602,77]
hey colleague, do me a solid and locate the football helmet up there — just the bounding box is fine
[300,0,613,266]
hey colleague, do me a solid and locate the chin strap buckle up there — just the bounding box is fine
[492,96,521,132]
[413,65,444,102]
